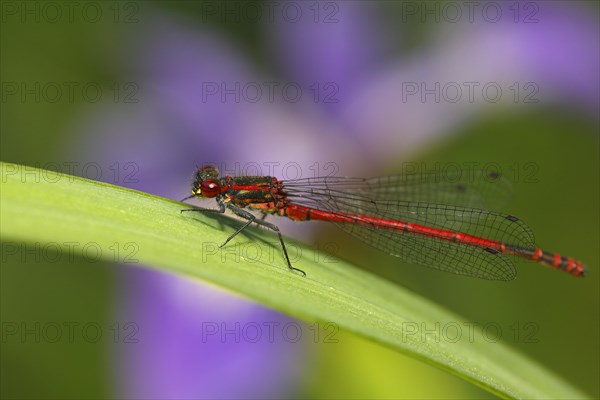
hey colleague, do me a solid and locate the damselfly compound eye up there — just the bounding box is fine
[200,180,221,197]
[198,166,219,180]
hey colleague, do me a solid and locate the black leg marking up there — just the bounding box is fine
[226,204,306,277]
[181,200,306,276]
[220,212,255,248]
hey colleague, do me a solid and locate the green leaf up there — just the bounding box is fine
[0,161,586,399]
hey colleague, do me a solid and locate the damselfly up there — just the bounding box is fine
[181,166,586,280]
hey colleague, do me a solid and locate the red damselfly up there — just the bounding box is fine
[181,166,586,280]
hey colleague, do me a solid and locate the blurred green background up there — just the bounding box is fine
[1,1,598,398]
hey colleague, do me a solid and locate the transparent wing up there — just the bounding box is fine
[283,171,532,280]
[284,169,514,210]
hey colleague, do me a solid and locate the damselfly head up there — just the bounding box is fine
[192,166,222,198]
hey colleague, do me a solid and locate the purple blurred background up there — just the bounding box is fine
[2,1,598,398]
[71,2,598,398]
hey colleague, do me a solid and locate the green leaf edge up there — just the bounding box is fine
[0,161,587,399]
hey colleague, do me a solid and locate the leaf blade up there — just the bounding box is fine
[0,161,587,399]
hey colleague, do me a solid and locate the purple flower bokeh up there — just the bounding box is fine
[117,268,304,399]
